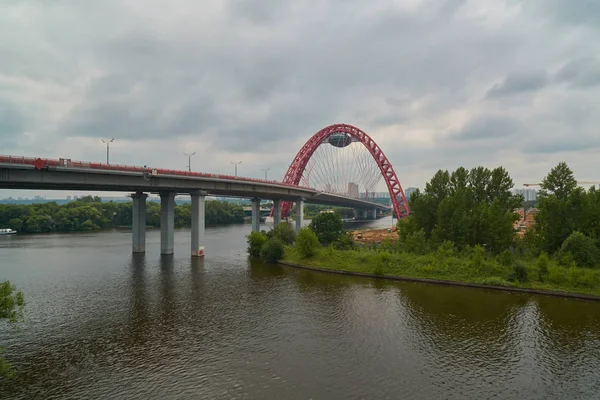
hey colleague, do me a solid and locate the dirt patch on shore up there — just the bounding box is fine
[350,228,399,244]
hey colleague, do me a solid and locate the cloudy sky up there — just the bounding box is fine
[1,0,599,199]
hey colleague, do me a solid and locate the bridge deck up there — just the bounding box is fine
[0,155,391,211]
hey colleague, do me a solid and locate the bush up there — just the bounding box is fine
[469,245,485,270]
[247,231,268,257]
[497,250,514,267]
[560,231,600,268]
[296,227,320,258]
[509,263,529,283]
[333,232,354,250]
[309,213,344,244]
[404,229,429,255]
[433,240,454,269]
[260,238,285,263]
[272,222,296,244]
[537,251,549,281]
[559,251,575,267]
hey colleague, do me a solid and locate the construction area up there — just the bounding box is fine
[350,228,399,244]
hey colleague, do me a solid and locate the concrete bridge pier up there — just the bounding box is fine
[191,191,206,257]
[251,198,261,232]
[273,199,282,226]
[373,207,377,219]
[295,198,304,232]
[353,209,359,220]
[131,192,147,253]
[363,209,368,220]
[160,192,176,255]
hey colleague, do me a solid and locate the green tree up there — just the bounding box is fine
[560,231,600,268]
[309,213,344,244]
[534,162,591,253]
[247,231,268,257]
[540,161,577,200]
[272,222,296,245]
[1,281,24,378]
[295,227,320,258]
[406,165,520,252]
[260,238,285,263]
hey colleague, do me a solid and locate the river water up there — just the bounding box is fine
[1,217,600,399]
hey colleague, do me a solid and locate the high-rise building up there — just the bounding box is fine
[347,182,359,198]
[513,188,537,202]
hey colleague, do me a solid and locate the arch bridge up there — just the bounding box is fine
[0,124,410,256]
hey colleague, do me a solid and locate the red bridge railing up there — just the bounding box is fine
[0,155,314,191]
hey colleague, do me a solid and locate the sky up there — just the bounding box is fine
[1,0,599,199]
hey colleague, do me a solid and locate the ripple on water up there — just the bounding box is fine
[2,226,600,399]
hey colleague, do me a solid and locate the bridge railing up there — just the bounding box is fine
[0,155,315,191]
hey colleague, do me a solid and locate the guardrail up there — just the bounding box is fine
[0,155,313,190]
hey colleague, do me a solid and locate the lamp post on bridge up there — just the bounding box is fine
[184,152,196,172]
[231,161,242,177]
[101,138,114,164]
[261,167,270,180]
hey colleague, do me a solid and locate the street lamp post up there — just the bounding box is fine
[261,167,271,180]
[231,161,242,177]
[184,152,196,172]
[101,138,115,164]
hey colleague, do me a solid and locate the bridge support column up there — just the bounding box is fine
[363,209,368,220]
[131,192,147,253]
[273,199,282,226]
[191,191,206,257]
[160,192,176,255]
[373,207,377,219]
[353,209,359,220]
[295,198,304,232]
[251,198,261,232]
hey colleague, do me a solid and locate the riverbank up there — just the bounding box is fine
[281,247,600,299]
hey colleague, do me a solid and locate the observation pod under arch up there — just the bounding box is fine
[273,124,411,219]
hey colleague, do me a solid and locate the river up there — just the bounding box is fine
[1,217,600,399]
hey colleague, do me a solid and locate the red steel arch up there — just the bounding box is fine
[276,123,411,219]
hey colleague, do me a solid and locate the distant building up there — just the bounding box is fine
[404,187,418,200]
[513,188,537,202]
[347,182,359,198]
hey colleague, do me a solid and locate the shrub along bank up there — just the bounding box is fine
[282,241,600,297]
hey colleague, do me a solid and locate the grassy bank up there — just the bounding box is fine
[282,246,600,297]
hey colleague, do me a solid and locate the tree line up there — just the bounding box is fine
[0,196,246,234]
[400,162,600,268]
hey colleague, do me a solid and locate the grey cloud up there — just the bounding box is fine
[524,0,600,28]
[555,57,600,88]
[486,70,549,98]
[1,0,600,196]
[0,100,25,147]
[524,138,600,154]
[228,0,289,24]
[439,0,465,15]
[453,115,522,141]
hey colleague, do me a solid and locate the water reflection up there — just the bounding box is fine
[2,228,600,399]
[128,253,148,346]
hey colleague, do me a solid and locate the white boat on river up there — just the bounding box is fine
[0,228,17,235]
